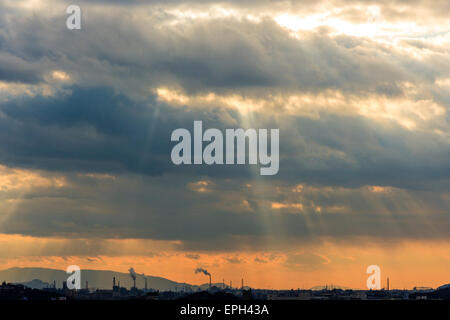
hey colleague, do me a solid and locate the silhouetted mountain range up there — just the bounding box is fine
[16,279,51,290]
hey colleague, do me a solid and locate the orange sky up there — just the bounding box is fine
[1,234,450,289]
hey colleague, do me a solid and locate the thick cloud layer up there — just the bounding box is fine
[1,87,449,188]
[1,3,449,98]
[0,0,449,250]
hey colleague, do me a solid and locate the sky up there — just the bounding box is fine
[0,0,450,289]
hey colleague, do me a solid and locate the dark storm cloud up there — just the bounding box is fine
[0,53,43,83]
[1,86,450,190]
[0,87,179,175]
[280,114,450,190]
[1,86,450,191]
[0,5,445,97]
[3,169,450,250]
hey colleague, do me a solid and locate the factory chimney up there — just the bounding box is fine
[129,268,137,289]
[387,277,390,291]
[194,268,211,289]
[145,278,148,290]
[113,277,116,289]
[241,278,244,290]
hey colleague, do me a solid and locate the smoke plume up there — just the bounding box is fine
[195,268,211,276]
[129,267,137,281]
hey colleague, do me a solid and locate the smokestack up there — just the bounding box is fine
[223,279,225,289]
[241,278,244,290]
[86,280,88,290]
[230,281,232,288]
[387,277,390,291]
[128,268,137,289]
[145,278,148,290]
[113,277,116,289]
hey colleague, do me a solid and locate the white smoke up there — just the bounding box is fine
[128,267,137,281]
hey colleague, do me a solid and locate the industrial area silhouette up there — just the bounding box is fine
[1,267,450,301]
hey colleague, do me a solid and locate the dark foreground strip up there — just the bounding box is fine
[0,300,447,318]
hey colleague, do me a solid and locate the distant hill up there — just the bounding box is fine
[16,279,51,290]
[310,285,353,291]
[0,267,221,291]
